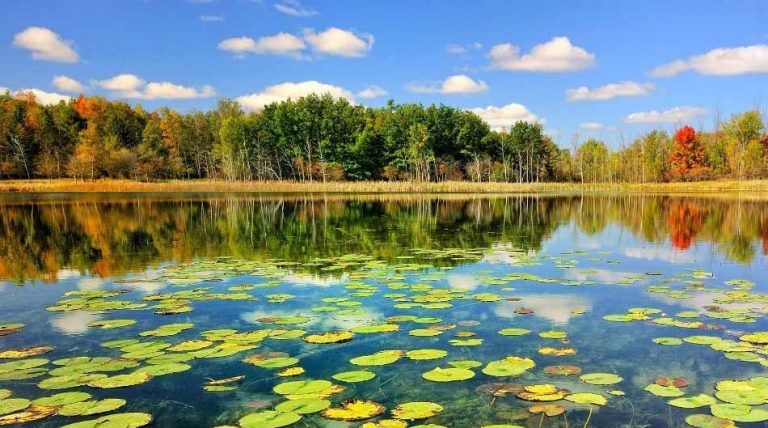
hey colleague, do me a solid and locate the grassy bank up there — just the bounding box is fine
[0,178,766,194]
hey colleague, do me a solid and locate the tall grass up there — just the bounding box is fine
[0,178,766,194]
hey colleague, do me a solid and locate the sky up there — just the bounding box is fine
[2,0,768,147]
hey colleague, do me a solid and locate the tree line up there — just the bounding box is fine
[1,90,766,182]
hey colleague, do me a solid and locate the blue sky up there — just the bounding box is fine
[3,0,768,147]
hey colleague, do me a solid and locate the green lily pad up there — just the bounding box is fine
[644,384,684,397]
[274,398,330,414]
[668,394,717,409]
[653,337,683,346]
[87,319,137,329]
[710,403,768,422]
[134,363,190,377]
[448,360,482,369]
[482,356,535,377]
[498,328,531,336]
[422,367,475,382]
[406,349,448,361]
[87,372,152,389]
[565,392,607,406]
[580,373,623,385]
[350,350,402,366]
[392,401,444,420]
[684,414,736,428]
[61,412,153,428]
[32,391,92,407]
[0,398,31,416]
[273,379,332,395]
[57,398,127,416]
[332,370,376,383]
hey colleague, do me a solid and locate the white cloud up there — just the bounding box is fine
[624,106,708,124]
[12,26,79,63]
[651,44,768,77]
[408,74,488,95]
[274,0,317,17]
[95,73,215,99]
[304,27,373,58]
[7,88,72,105]
[52,75,84,93]
[446,42,483,54]
[468,103,542,131]
[357,85,388,98]
[237,80,354,110]
[218,33,306,58]
[488,36,595,72]
[200,15,224,22]
[579,122,604,129]
[566,81,654,101]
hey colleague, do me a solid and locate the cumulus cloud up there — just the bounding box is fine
[579,122,604,129]
[566,81,653,101]
[13,26,79,63]
[200,15,224,22]
[468,103,542,131]
[357,85,388,99]
[4,87,72,105]
[237,80,354,110]
[651,44,768,77]
[219,27,372,59]
[274,0,317,17]
[408,74,488,95]
[488,36,595,72]
[52,75,84,93]
[304,27,373,57]
[218,33,306,58]
[624,106,708,124]
[95,73,215,99]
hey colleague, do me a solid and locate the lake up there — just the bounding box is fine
[0,193,767,428]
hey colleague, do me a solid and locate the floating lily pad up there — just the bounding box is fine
[668,394,717,409]
[321,400,385,421]
[482,356,535,377]
[87,319,137,330]
[57,398,126,416]
[350,350,402,366]
[60,412,153,428]
[684,414,736,428]
[238,410,302,428]
[273,380,332,396]
[516,384,569,402]
[580,373,623,385]
[422,367,475,382]
[543,365,581,376]
[528,403,566,416]
[304,331,354,344]
[134,363,190,377]
[244,356,299,369]
[32,392,91,407]
[87,372,152,389]
[498,328,531,336]
[448,360,482,369]
[274,398,330,414]
[391,402,443,420]
[406,349,447,361]
[565,392,606,406]
[644,384,685,397]
[0,398,30,416]
[710,403,768,422]
[0,346,54,359]
[332,370,375,383]
[653,337,683,346]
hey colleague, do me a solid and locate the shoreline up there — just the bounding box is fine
[0,178,766,194]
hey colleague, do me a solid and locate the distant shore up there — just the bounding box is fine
[0,178,766,194]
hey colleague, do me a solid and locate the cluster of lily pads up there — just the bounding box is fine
[0,244,766,427]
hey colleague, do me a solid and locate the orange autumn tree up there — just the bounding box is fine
[669,125,707,180]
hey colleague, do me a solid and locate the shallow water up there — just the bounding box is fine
[0,193,767,427]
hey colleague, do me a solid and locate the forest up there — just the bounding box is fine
[1,90,767,183]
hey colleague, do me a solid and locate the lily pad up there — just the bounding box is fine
[273,380,332,396]
[668,394,717,409]
[60,412,153,428]
[391,401,443,420]
[580,373,623,385]
[423,367,475,382]
[332,371,376,383]
[482,356,535,377]
[565,392,607,406]
[274,398,330,414]
[321,400,385,421]
[406,349,448,361]
[87,372,152,389]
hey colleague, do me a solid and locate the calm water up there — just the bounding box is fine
[0,193,767,428]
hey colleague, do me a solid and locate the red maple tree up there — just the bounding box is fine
[669,125,707,179]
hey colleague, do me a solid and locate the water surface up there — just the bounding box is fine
[0,193,767,427]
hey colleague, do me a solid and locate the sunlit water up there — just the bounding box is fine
[0,194,767,427]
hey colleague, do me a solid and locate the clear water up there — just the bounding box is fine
[0,193,767,427]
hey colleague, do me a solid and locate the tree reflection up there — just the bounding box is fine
[0,194,765,283]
